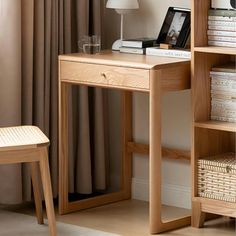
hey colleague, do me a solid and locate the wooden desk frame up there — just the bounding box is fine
[58,52,191,234]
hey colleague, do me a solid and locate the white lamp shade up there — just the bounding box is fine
[106,0,139,10]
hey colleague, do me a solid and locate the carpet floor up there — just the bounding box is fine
[0,209,119,236]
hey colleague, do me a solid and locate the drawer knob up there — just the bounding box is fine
[100,72,107,79]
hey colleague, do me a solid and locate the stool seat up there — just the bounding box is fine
[0,125,56,236]
[0,126,49,151]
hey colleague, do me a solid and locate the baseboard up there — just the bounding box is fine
[132,178,191,209]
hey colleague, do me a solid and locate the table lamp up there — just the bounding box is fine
[106,0,139,51]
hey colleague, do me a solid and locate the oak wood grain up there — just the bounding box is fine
[127,142,190,161]
[60,61,150,91]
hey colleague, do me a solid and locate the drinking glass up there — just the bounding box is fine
[78,35,101,54]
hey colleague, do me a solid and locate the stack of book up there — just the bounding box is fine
[210,63,236,122]
[208,9,236,47]
[119,38,156,54]
[146,47,191,59]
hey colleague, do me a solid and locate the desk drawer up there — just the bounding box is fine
[60,61,149,91]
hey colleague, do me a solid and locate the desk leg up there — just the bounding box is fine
[149,70,190,234]
[58,85,133,214]
[59,82,69,214]
[121,91,133,199]
[150,69,162,233]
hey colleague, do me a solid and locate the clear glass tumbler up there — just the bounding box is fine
[78,35,101,54]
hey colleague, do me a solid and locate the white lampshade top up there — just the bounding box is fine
[106,0,139,10]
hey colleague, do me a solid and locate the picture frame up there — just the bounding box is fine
[156,7,191,48]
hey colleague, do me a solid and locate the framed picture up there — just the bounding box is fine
[156,7,191,48]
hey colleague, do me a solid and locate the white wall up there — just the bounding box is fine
[104,0,191,209]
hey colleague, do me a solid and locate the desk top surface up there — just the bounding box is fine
[59,51,190,70]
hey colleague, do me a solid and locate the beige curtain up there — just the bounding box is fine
[0,0,108,203]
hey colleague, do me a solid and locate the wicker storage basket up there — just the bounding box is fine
[198,152,236,202]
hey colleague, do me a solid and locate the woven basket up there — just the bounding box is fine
[198,152,236,202]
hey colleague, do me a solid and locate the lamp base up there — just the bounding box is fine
[112,39,122,51]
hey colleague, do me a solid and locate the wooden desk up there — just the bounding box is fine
[58,51,191,234]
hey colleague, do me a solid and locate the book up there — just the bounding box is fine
[212,111,236,118]
[208,35,236,43]
[211,104,236,119]
[119,47,145,55]
[121,38,156,48]
[211,87,236,94]
[211,99,236,110]
[211,115,236,122]
[156,7,190,48]
[211,108,236,118]
[210,65,236,92]
[208,25,236,31]
[208,15,236,22]
[208,20,236,27]
[211,79,236,91]
[208,9,236,18]
[146,47,191,59]
[211,109,236,119]
[211,86,236,94]
[211,91,236,99]
[211,104,236,111]
[210,63,236,123]
[208,40,236,47]
[208,30,236,37]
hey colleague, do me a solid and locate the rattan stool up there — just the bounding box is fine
[0,126,56,236]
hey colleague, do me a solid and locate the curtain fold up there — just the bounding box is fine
[0,0,22,204]
[0,0,108,203]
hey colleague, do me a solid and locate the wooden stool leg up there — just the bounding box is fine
[30,162,44,224]
[39,148,57,236]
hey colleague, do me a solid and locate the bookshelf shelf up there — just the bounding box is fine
[195,121,236,132]
[193,197,236,218]
[194,46,236,55]
[192,0,236,229]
